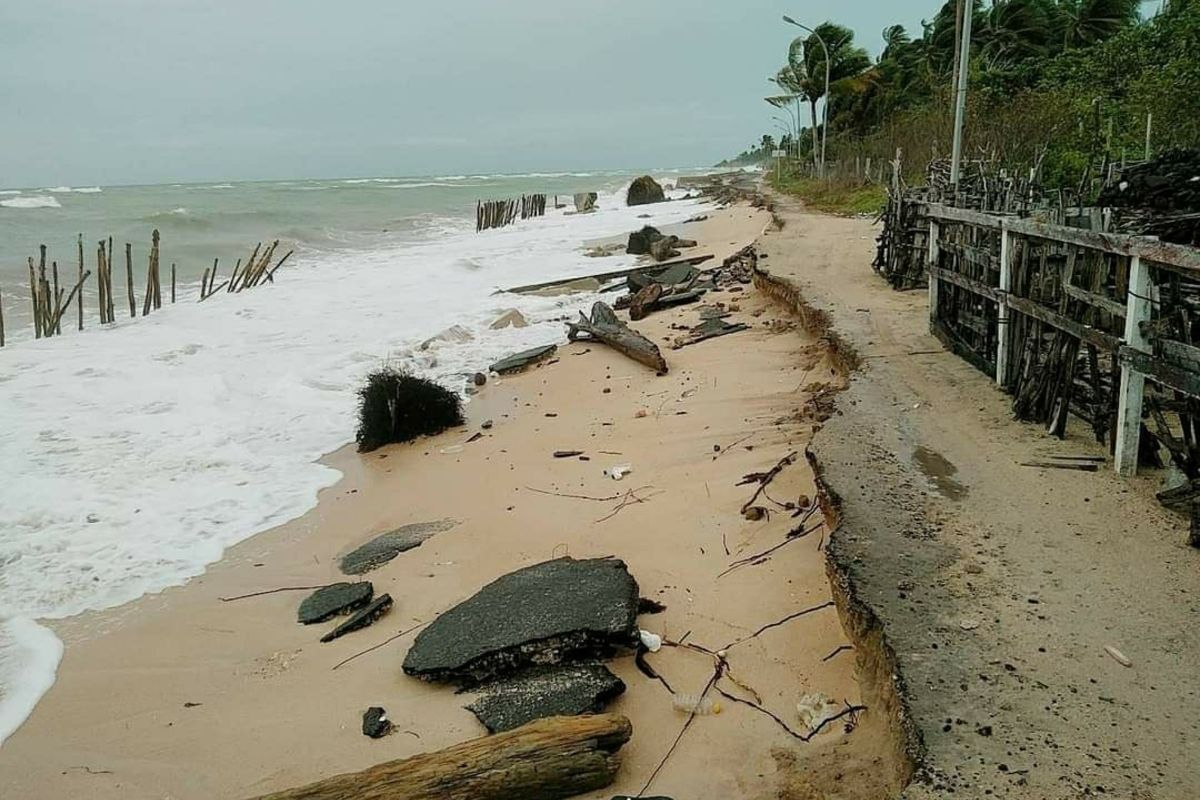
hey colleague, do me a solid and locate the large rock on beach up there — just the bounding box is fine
[574,192,598,212]
[626,175,666,206]
[297,582,374,624]
[402,556,641,685]
[340,520,459,575]
[626,225,663,255]
[466,663,626,733]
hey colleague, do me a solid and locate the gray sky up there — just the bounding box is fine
[0,1,942,187]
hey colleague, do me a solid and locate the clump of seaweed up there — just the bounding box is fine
[355,368,464,453]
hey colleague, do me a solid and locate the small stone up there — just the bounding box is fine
[473,372,487,387]
[482,420,494,430]
[977,724,993,736]
[635,409,648,418]
[362,706,393,738]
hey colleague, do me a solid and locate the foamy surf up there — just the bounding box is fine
[0,620,62,747]
[0,181,712,745]
[0,196,61,209]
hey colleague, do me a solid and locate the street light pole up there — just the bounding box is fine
[949,0,973,191]
[782,15,830,180]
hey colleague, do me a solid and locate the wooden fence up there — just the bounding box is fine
[476,194,547,232]
[920,201,1200,477]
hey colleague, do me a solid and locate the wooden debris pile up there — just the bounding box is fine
[1101,149,1200,246]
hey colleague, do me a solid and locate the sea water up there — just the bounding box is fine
[0,169,717,745]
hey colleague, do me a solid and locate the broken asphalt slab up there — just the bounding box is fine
[297,582,374,624]
[489,344,558,375]
[465,662,626,733]
[320,593,393,643]
[402,556,640,685]
[339,519,459,575]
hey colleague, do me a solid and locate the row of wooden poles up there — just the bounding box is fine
[0,231,294,347]
[199,240,292,300]
[475,193,547,232]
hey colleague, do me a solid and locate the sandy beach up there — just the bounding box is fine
[0,200,909,799]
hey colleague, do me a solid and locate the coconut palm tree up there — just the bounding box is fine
[782,22,872,171]
[1051,0,1141,49]
[979,0,1054,66]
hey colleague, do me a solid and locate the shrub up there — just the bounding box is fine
[355,368,465,453]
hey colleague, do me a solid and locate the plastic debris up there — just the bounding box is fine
[604,464,633,481]
[638,630,663,652]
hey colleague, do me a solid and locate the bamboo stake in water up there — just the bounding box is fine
[125,242,136,318]
[151,230,162,310]
[97,242,109,324]
[0,285,5,347]
[28,257,40,339]
[171,263,176,304]
[38,247,51,335]
[51,260,61,335]
[46,270,92,335]
[106,236,115,321]
[142,236,155,316]
[77,235,85,331]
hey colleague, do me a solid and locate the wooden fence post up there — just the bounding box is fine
[996,223,1013,387]
[1115,255,1152,476]
[927,218,941,330]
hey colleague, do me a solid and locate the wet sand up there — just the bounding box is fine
[0,203,902,799]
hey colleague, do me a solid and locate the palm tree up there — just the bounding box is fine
[979,0,1054,67]
[783,22,872,171]
[1051,0,1140,50]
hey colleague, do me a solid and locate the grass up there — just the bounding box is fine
[768,171,886,216]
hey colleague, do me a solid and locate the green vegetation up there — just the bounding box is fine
[716,135,781,168]
[732,1,1200,197]
[768,171,887,216]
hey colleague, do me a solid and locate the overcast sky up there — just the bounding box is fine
[0,1,943,187]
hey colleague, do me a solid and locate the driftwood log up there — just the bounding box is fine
[247,713,632,800]
[567,301,667,373]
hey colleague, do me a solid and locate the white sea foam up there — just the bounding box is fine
[43,186,101,193]
[388,182,484,189]
[0,190,21,195]
[0,181,711,744]
[0,196,61,209]
[0,619,62,746]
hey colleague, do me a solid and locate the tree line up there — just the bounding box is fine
[740,0,1200,192]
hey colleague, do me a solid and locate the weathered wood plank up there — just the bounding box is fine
[248,714,632,800]
[1062,284,1126,318]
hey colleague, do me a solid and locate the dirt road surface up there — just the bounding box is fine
[760,193,1200,800]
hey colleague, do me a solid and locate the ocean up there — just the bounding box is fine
[0,168,718,745]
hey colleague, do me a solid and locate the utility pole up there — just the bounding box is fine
[949,0,973,191]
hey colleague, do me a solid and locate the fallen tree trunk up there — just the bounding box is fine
[248,713,632,800]
[567,302,668,373]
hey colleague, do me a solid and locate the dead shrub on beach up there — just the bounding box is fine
[355,368,465,453]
